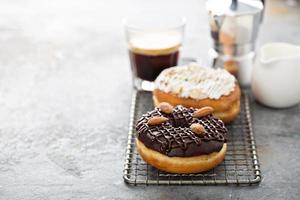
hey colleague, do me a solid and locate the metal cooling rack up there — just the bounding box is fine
[123,90,261,185]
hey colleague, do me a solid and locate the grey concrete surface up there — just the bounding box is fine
[0,0,299,199]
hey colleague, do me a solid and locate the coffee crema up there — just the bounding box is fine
[128,34,181,81]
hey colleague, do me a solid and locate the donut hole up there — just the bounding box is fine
[167,106,194,128]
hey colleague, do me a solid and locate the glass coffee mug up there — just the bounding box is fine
[124,16,185,91]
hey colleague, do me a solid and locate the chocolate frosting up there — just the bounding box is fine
[136,105,227,157]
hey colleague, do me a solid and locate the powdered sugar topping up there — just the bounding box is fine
[154,63,236,100]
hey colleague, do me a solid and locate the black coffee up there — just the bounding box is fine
[129,48,179,81]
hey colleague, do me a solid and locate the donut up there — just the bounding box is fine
[153,63,241,123]
[136,102,227,174]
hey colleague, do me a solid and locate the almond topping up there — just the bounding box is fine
[190,123,205,135]
[147,116,169,126]
[158,102,174,114]
[192,106,214,118]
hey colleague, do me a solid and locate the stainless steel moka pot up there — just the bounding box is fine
[206,0,264,86]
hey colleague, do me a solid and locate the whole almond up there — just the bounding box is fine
[158,102,174,114]
[192,106,214,118]
[147,116,169,126]
[190,123,205,135]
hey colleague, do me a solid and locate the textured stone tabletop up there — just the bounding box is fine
[0,0,299,199]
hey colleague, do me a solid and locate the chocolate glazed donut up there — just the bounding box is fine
[136,102,228,173]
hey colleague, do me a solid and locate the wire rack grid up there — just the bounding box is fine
[123,90,261,185]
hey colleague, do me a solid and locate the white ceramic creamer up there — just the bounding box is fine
[251,43,300,108]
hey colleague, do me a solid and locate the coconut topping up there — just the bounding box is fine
[154,63,236,100]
